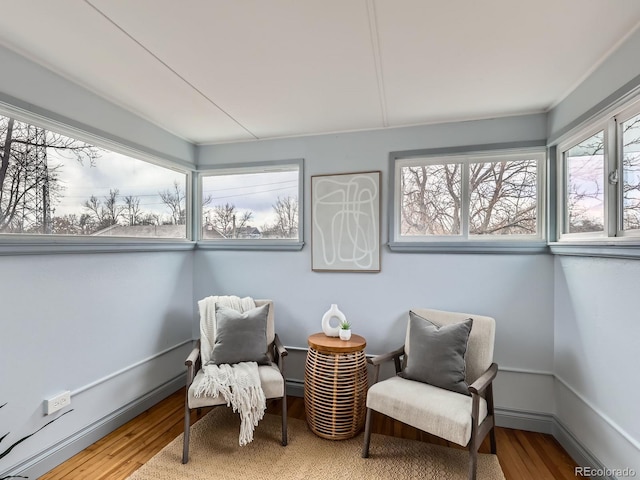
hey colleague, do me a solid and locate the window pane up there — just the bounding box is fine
[469,159,538,235]
[400,163,461,235]
[0,114,187,238]
[565,131,605,233]
[622,113,640,231]
[202,167,299,239]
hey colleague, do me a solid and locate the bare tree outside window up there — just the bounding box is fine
[205,202,253,238]
[0,113,189,238]
[400,164,461,235]
[399,153,541,239]
[159,180,186,225]
[0,116,98,234]
[622,114,640,231]
[469,159,538,235]
[262,195,298,238]
[83,189,125,230]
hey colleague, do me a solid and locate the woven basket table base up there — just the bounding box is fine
[304,334,368,440]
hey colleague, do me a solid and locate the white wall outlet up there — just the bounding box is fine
[45,391,71,415]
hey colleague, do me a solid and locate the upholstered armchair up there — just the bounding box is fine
[182,298,288,464]
[362,308,498,480]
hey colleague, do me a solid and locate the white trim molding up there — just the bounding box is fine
[555,375,640,452]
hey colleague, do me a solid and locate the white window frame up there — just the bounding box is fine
[390,147,546,253]
[556,96,640,244]
[556,123,611,242]
[0,100,195,255]
[196,159,304,251]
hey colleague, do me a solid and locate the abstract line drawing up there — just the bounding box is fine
[311,171,380,272]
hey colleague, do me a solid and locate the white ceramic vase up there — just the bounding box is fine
[339,329,352,341]
[321,304,345,337]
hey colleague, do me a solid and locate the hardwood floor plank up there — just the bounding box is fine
[40,388,578,480]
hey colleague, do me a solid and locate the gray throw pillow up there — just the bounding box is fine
[399,311,473,395]
[209,303,270,365]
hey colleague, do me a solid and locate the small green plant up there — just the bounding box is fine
[340,320,351,330]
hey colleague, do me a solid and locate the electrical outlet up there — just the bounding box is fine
[45,391,71,415]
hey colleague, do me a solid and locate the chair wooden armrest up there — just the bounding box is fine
[185,340,201,366]
[468,363,498,395]
[367,345,405,384]
[274,334,288,358]
[273,334,287,375]
[185,340,201,387]
[367,345,405,365]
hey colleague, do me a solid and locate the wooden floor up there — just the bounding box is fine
[40,388,578,480]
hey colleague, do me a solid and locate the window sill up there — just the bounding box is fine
[548,241,640,259]
[387,241,549,254]
[197,240,305,251]
[0,237,196,256]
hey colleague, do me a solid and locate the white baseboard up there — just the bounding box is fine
[553,417,615,480]
[495,407,554,434]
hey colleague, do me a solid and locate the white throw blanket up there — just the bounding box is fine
[194,361,266,446]
[195,295,267,446]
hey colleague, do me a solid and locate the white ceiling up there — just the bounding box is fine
[0,0,639,145]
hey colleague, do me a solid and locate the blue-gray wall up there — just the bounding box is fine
[0,44,196,479]
[195,115,556,419]
[548,27,640,475]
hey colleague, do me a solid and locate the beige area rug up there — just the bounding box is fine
[126,408,505,480]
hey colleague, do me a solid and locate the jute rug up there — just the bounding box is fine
[126,408,505,480]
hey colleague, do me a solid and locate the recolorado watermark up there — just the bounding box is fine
[575,466,636,477]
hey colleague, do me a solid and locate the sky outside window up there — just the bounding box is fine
[201,168,299,240]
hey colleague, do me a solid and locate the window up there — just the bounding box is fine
[0,112,189,240]
[557,97,640,242]
[620,110,640,234]
[391,149,545,250]
[198,160,303,249]
[562,130,605,235]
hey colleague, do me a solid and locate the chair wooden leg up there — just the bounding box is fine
[468,447,478,480]
[281,394,288,446]
[486,383,497,454]
[489,426,497,454]
[182,403,191,464]
[361,408,373,458]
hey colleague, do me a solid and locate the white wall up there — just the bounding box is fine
[195,114,556,415]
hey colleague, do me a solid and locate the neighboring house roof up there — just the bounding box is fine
[94,224,229,239]
[92,224,187,238]
[202,223,227,239]
[236,226,261,237]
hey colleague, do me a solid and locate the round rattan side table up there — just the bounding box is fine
[304,332,368,440]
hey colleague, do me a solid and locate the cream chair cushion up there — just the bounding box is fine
[366,376,488,446]
[188,362,284,409]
